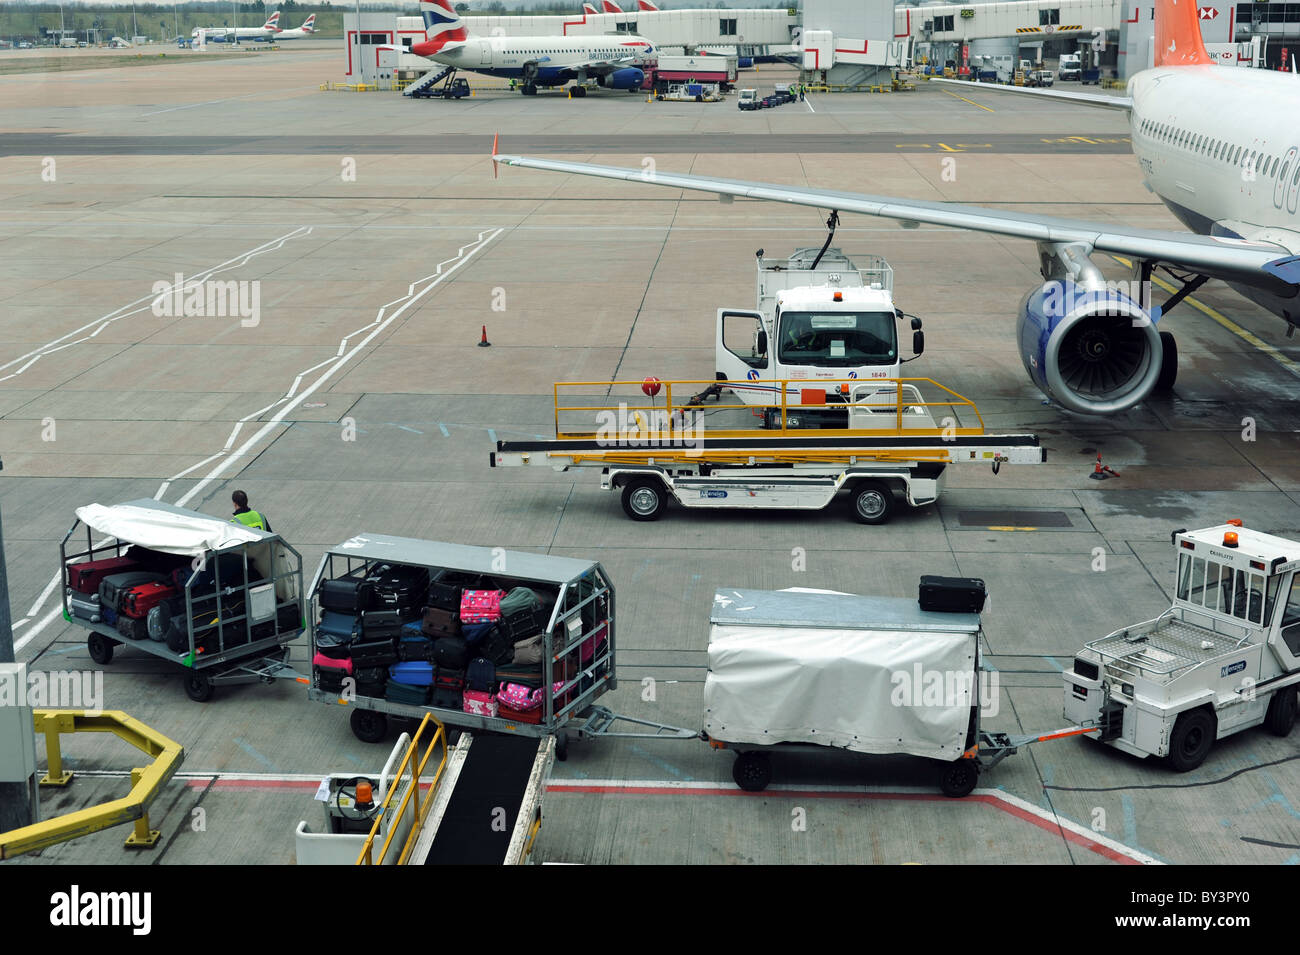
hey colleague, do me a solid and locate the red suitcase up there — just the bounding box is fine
[119,582,179,619]
[66,556,141,595]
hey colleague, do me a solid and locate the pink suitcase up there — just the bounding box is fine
[460,589,505,624]
[313,652,353,674]
[462,688,499,718]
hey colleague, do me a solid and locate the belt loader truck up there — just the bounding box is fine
[1065,521,1300,771]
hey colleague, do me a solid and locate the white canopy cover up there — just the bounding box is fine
[75,502,265,557]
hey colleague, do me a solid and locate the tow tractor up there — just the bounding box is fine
[1065,521,1300,771]
[490,376,1044,524]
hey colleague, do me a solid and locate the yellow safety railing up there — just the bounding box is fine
[0,710,183,858]
[552,378,987,443]
[356,713,448,866]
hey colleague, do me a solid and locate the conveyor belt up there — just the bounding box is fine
[497,433,1041,454]
[422,734,539,865]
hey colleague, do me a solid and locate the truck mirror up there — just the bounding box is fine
[895,308,904,319]
[757,330,768,355]
[913,330,925,355]
[910,317,922,330]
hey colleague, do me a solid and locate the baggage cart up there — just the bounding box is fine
[60,500,307,702]
[307,534,697,757]
[704,587,1095,796]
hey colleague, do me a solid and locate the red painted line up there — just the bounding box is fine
[896,9,911,38]
[562,14,590,36]
[835,40,868,55]
[546,784,1143,864]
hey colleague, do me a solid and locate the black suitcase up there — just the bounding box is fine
[433,635,470,670]
[421,606,460,639]
[318,669,349,693]
[386,679,431,706]
[431,686,461,710]
[99,572,166,612]
[366,563,431,613]
[350,637,398,667]
[478,626,515,667]
[362,609,404,638]
[115,614,149,641]
[398,625,432,661]
[320,577,373,614]
[428,570,481,612]
[466,656,496,693]
[498,604,550,641]
[918,575,987,613]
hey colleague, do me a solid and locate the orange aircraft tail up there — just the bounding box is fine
[1154,0,1214,66]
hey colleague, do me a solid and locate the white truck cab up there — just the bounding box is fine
[1058,52,1082,80]
[717,245,923,428]
[737,88,758,109]
[1065,521,1300,771]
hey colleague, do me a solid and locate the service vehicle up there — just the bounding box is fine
[1058,52,1082,80]
[737,87,759,109]
[1028,69,1054,87]
[652,53,736,89]
[1065,521,1300,771]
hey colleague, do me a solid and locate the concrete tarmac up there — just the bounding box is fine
[1,48,1297,866]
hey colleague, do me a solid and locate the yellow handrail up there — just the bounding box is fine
[356,713,448,865]
[0,710,184,858]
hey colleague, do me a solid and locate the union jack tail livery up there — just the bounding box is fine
[301,14,316,33]
[583,3,599,12]
[601,1,623,12]
[637,0,660,9]
[262,11,281,32]
[1154,0,1213,66]
[415,0,470,56]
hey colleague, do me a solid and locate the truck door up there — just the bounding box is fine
[716,309,769,396]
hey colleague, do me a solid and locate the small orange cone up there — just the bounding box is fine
[1089,452,1119,480]
[478,325,491,347]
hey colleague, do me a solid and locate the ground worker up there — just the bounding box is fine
[230,490,271,532]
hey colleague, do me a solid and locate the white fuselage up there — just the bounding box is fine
[425,34,653,81]
[193,25,280,41]
[1128,66,1300,317]
[275,29,314,40]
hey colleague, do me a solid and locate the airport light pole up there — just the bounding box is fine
[0,459,29,836]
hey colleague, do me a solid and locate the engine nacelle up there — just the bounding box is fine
[605,67,645,89]
[1017,280,1162,415]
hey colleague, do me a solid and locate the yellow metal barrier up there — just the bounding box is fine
[356,713,449,865]
[0,710,183,858]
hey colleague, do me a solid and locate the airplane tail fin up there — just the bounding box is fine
[637,0,660,9]
[301,14,316,32]
[601,1,623,12]
[1154,0,1213,66]
[583,2,599,12]
[263,11,281,31]
[413,0,470,55]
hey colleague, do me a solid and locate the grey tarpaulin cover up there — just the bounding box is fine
[703,588,980,759]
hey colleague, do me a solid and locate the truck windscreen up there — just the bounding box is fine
[776,311,897,367]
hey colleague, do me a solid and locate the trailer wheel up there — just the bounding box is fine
[939,760,979,798]
[1264,687,1297,737]
[1167,708,1215,772]
[621,478,668,521]
[732,751,772,792]
[555,729,569,762]
[351,708,388,744]
[850,481,895,525]
[183,670,214,703]
[87,632,115,666]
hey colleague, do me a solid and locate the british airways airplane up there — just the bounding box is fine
[412,0,655,96]
[192,11,281,43]
[496,0,1300,415]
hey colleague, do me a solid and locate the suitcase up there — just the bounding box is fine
[389,660,435,686]
[478,626,515,667]
[314,652,354,675]
[428,570,481,612]
[66,556,141,595]
[365,563,431,613]
[512,634,543,666]
[119,581,179,619]
[498,604,550,641]
[350,637,397,668]
[354,666,387,686]
[461,621,496,647]
[386,679,431,706]
[67,590,105,623]
[497,704,543,725]
[499,586,542,617]
[918,575,987,613]
[431,686,462,710]
[362,609,404,639]
[466,657,496,693]
[318,611,361,643]
[433,636,470,670]
[147,596,187,642]
[581,622,609,664]
[319,577,373,614]
[116,614,148,641]
[460,589,505,624]
[189,553,260,595]
[421,606,461,639]
[494,662,543,688]
[398,624,432,662]
[99,572,167,612]
[462,688,498,718]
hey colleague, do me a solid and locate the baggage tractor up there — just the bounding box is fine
[917,575,986,613]
[365,563,430,614]
[361,608,405,639]
[389,660,435,686]
[421,606,460,639]
[319,577,373,614]
[387,679,432,706]
[99,571,167,612]
[433,635,470,670]
[67,590,106,624]
[66,555,140,595]
[398,623,432,661]
[120,581,179,619]
[350,637,398,668]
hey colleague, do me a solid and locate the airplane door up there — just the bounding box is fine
[717,309,769,398]
[481,40,492,66]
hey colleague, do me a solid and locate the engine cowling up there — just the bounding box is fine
[605,67,645,89]
[1017,280,1163,415]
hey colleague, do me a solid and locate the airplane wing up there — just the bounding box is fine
[579,56,645,75]
[491,153,1300,288]
[930,77,1133,111]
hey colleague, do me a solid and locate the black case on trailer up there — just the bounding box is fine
[386,679,431,706]
[477,625,515,667]
[497,605,550,642]
[917,575,987,613]
[427,569,482,613]
[349,637,398,667]
[362,608,405,638]
[366,563,431,613]
[98,571,166,612]
[398,633,432,662]
[320,577,373,614]
[433,635,470,670]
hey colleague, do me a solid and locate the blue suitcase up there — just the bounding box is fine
[389,660,435,686]
[318,611,361,642]
[398,622,431,662]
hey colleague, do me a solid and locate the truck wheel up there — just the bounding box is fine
[1155,331,1178,391]
[184,670,214,703]
[555,729,569,762]
[351,708,388,744]
[1264,687,1297,737]
[850,481,895,525]
[732,751,772,792]
[87,632,115,665]
[621,478,667,521]
[1167,708,1215,772]
[940,760,979,798]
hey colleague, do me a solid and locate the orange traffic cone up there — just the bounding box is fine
[478,325,491,348]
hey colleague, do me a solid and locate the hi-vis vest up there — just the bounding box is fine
[232,510,267,531]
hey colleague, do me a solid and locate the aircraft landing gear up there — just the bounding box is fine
[1156,330,1178,391]
[521,83,538,95]
[569,85,587,97]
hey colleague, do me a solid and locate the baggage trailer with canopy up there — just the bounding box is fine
[306,535,698,757]
[60,500,307,702]
[704,586,1096,796]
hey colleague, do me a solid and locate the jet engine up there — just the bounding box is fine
[603,67,645,89]
[1017,279,1163,415]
